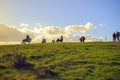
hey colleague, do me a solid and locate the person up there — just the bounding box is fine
[42,38,46,43]
[52,39,55,43]
[56,36,63,42]
[82,36,85,42]
[116,31,120,42]
[79,36,85,42]
[26,35,31,42]
[22,35,31,44]
[112,32,116,42]
[79,38,82,42]
[60,36,63,42]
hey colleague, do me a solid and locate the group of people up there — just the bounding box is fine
[42,36,63,43]
[23,32,120,43]
[41,36,86,43]
[21,31,120,44]
[22,35,86,44]
[112,31,120,42]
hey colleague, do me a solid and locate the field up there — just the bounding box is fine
[0,42,120,80]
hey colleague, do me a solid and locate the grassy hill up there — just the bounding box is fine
[0,42,120,80]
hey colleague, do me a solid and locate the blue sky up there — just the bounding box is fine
[0,0,120,41]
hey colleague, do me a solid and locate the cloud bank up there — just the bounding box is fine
[0,24,24,41]
[65,22,93,33]
[0,22,106,43]
[0,24,35,41]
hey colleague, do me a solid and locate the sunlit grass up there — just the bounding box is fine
[0,42,120,80]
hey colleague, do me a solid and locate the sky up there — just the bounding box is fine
[0,0,120,43]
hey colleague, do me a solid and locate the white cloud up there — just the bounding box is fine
[31,26,64,42]
[34,27,40,34]
[20,23,29,27]
[99,24,106,27]
[97,37,106,42]
[65,22,94,33]
[40,26,64,35]
[36,23,43,27]
[19,28,35,39]
[32,36,42,43]
[25,22,105,43]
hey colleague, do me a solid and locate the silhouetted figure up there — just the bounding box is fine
[52,39,55,43]
[42,38,46,43]
[22,35,31,44]
[56,36,63,42]
[79,36,85,42]
[112,32,116,42]
[116,31,120,42]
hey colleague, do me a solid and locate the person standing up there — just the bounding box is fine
[79,36,85,42]
[112,32,116,42]
[82,36,85,42]
[116,31,120,42]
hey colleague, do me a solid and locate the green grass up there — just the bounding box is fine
[0,42,120,80]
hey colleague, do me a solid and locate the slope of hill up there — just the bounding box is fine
[0,42,120,80]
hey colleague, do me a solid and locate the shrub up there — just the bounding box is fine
[35,67,58,78]
[13,53,26,69]
[13,53,34,69]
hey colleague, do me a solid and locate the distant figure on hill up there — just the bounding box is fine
[52,39,55,43]
[79,36,85,42]
[116,31,120,42]
[56,36,63,42]
[22,35,31,44]
[112,32,116,42]
[42,38,46,43]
